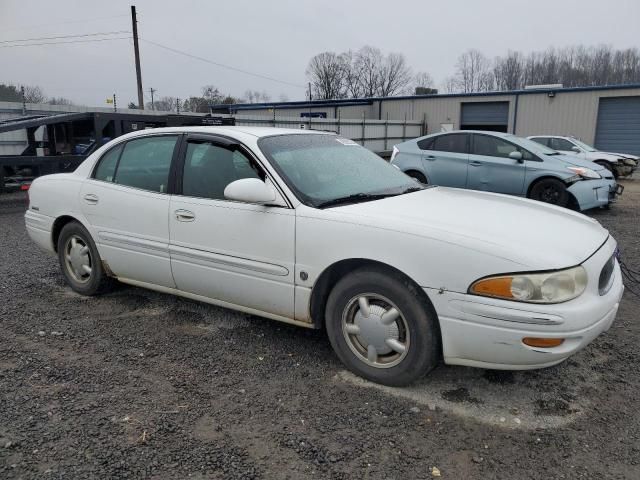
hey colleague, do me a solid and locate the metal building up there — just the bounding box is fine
[218,84,640,155]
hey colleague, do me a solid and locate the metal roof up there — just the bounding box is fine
[215,83,640,111]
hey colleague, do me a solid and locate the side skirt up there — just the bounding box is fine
[116,277,316,329]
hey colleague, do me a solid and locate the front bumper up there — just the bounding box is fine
[428,236,624,370]
[567,178,618,210]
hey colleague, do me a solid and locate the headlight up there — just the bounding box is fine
[623,158,637,166]
[469,266,588,304]
[566,167,601,179]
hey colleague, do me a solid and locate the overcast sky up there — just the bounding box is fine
[1,0,639,106]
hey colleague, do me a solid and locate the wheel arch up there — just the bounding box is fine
[527,175,579,210]
[309,258,440,335]
[51,215,85,252]
[405,169,429,183]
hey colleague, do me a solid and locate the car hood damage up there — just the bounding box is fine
[326,187,609,270]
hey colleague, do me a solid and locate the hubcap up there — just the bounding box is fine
[64,235,92,283]
[342,294,410,369]
[541,185,561,203]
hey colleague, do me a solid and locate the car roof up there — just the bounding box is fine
[122,126,334,140]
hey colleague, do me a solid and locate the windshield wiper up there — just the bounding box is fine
[317,192,398,209]
[317,186,424,209]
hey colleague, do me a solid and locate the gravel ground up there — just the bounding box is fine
[1,182,639,479]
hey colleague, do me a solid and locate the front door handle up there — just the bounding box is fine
[175,209,195,222]
[83,194,99,205]
[470,161,483,167]
[424,155,436,160]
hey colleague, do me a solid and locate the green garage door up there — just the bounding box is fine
[594,97,640,155]
[461,102,509,132]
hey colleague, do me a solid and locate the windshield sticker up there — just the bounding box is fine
[336,137,359,146]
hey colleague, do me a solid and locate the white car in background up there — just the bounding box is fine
[25,127,624,386]
[527,135,638,178]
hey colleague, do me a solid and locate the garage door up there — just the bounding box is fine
[461,102,509,132]
[594,97,640,155]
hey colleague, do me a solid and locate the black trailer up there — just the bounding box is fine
[0,111,235,192]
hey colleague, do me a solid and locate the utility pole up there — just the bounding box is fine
[20,86,26,115]
[176,98,180,114]
[149,87,155,110]
[113,93,117,112]
[308,82,312,101]
[131,5,144,109]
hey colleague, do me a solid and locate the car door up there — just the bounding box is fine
[79,134,179,288]
[549,137,585,158]
[466,134,527,195]
[169,134,296,319]
[420,133,469,187]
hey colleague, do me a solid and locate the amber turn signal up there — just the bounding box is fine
[470,276,513,299]
[522,337,565,348]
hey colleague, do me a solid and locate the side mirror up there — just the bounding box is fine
[509,151,524,162]
[224,178,277,204]
[571,146,581,153]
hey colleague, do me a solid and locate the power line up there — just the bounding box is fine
[1,14,130,33]
[141,38,306,89]
[0,37,131,49]
[0,31,131,44]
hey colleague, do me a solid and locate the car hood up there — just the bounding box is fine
[603,151,639,161]
[324,187,608,270]
[550,153,608,170]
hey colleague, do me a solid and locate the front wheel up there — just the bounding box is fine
[325,267,440,386]
[529,178,569,208]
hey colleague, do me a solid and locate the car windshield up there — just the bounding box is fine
[509,135,560,156]
[570,138,597,152]
[259,134,421,208]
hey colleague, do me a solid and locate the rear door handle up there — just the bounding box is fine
[470,161,483,167]
[424,155,436,161]
[175,209,195,222]
[83,194,98,205]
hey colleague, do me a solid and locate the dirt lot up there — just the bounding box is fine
[1,181,639,480]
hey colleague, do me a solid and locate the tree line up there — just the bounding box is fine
[0,84,74,106]
[447,45,640,93]
[306,44,640,99]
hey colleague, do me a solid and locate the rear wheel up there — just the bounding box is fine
[325,267,440,386]
[529,178,569,208]
[406,170,428,184]
[57,221,112,295]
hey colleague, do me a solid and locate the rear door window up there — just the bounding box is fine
[431,134,468,154]
[113,136,178,193]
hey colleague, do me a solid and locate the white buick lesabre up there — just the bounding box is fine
[25,127,624,386]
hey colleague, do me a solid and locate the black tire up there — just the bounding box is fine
[529,178,569,208]
[595,160,618,179]
[325,266,440,386]
[406,170,428,184]
[57,221,112,295]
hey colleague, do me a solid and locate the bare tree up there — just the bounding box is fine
[378,52,413,96]
[244,89,272,103]
[22,85,46,103]
[153,96,178,112]
[278,93,290,102]
[306,52,347,100]
[453,49,494,92]
[352,46,384,97]
[493,51,524,90]
[47,97,74,106]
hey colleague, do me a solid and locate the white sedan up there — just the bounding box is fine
[25,127,624,386]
